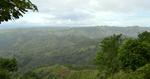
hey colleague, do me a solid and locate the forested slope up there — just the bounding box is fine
[0,26,150,71]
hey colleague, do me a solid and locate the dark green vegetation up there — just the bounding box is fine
[0,58,17,79]
[0,26,150,79]
[95,34,124,79]
[96,30,150,79]
[0,0,37,23]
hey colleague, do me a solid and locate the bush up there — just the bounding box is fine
[0,69,10,79]
[108,70,143,79]
[137,64,150,79]
[118,39,150,71]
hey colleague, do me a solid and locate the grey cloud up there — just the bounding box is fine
[1,0,150,26]
[53,11,92,21]
[32,0,150,13]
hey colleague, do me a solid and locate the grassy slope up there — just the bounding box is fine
[33,65,99,79]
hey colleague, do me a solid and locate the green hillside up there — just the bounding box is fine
[24,65,99,79]
[0,26,150,71]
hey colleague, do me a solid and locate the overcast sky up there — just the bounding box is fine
[1,0,150,27]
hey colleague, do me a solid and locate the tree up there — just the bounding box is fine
[0,57,18,79]
[137,64,150,79]
[0,69,11,79]
[0,0,38,23]
[0,57,17,72]
[118,38,150,71]
[95,34,124,79]
[138,31,150,43]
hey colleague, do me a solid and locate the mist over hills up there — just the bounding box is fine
[0,26,150,71]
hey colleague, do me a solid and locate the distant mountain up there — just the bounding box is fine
[0,26,150,71]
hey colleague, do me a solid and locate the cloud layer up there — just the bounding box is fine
[1,0,150,27]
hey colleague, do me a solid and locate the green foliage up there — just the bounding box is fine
[0,57,18,79]
[118,31,150,71]
[20,71,40,79]
[118,39,150,71]
[138,31,150,43]
[0,0,38,23]
[108,70,143,79]
[0,69,11,79]
[108,64,150,79]
[33,65,98,79]
[0,57,17,72]
[137,64,150,79]
[95,34,124,78]
[96,31,150,79]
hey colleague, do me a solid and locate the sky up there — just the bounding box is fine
[1,0,150,27]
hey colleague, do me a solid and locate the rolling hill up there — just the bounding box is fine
[0,26,150,71]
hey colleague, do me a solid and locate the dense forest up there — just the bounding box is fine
[0,26,150,79]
